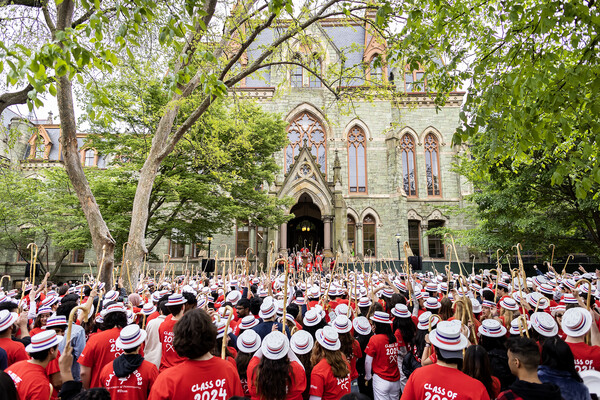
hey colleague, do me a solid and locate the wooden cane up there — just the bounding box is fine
[221,305,234,360]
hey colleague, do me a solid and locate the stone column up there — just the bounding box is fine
[279,222,287,253]
[356,222,364,257]
[323,216,332,252]
[249,225,257,253]
[420,223,429,258]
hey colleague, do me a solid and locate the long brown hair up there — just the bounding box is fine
[462,345,495,398]
[439,297,454,320]
[338,331,354,361]
[254,356,292,400]
[311,341,349,379]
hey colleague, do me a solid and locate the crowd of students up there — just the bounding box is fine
[0,262,599,400]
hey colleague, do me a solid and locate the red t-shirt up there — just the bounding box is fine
[46,349,61,400]
[148,356,244,400]
[310,358,351,400]
[99,358,159,400]
[158,316,186,372]
[394,329,406,348]
[0,337,28,367]
[401,363,490,400]
[78,327,123,388]
[7,360,51,400]
[349,340,362,381]
[365,334,400,382]
[567,341,600,371]
[246,356,306,400]
[30,327,44,337]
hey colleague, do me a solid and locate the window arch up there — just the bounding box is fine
[400,134,417,196]
[369,56,383,82]
[84,149,95,166]
[285,112,327,173]
[348,126,367,193]
[363,215,376,257]
[347,216,356,255]
[424,133,441,196]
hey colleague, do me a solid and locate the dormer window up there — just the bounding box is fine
[404,66,427,92]
[370,57,383,82]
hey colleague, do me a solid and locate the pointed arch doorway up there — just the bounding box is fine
[287,193,324,253]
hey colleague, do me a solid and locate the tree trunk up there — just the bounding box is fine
[55,0,115,286]
[49,250,70,281]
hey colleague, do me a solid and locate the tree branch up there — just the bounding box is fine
[0,84,33,116]
[0,0,41,7]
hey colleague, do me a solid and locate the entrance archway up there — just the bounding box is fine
[288,193,324,253]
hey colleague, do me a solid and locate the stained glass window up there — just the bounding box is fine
[424,133,441,196]
[348,126,367,193]
[285,112,327,173]
[400,134,417,196]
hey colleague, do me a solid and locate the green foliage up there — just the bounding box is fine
[392,0,600,196]
[80,72,291,256]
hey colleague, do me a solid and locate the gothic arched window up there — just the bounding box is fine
[285,112,326,174]
[363,215,376,257]
[424,133,441,196]
[348,126,367,193]
[347,216,356,255]
[400,134,417,196]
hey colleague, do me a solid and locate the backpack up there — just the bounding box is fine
[402,350,421,378]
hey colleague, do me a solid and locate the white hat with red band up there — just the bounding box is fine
[391,304,411,318]
[101,303,127,317]
[562,307,593,338]
[303,309,322,327]
[290,330,314,355]
[36,306,53,317]
[482,300,496,309]
[331,315,352,333]
[530,312,558,337]
[141,303,157,315]
[262,331,290,360]
[45,315,68,330]
[358,297,372,307]
[239,315,259,330]
[116,325,147,350]
[417,311,439,331]
[509,317,531,336]
[104,290,119,302]
[429,320,468,352]
[526,292,549,310]
[499,297,519,311]
[215,320,233,339]
[370,311,393,324]
[352,316,372,336]
[316,326,340,351]
[425,297,441,310]
[259,297,276,319]
[237,329,261,353]
[478,319,507,338]
[26,330,63,353]
[165,293,187,307]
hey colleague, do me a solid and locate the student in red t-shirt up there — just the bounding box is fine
[331,315,362,393]
[365,311,401,400]
[247,331,306,400]
[79,302,128,388]
[236,330,262,397]
[562,307,600,371]
[0,310,28,368]
[402,320,490,400]
[158,293,188,372]
[463,345,502,399]
[6,330,62,400]
[99,324,159,400]
[310,326,351,400]
[148,308,244,400]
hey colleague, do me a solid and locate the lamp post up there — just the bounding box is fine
[395,233,401,260]
[207,236,213,259]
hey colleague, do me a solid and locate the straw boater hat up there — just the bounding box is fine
[239,315,259,330]
[101,303,127,317]
[353,316,372,336]
[225,291,242,305]
[562,294,579,304]
[562,308,593,338]
[141,303,156,316]
[237,330,261,353]
[335,304,349,316]
[509,317,531,336]
[526,292,549,310]
[552,304,566,317]
[104,290,119,302]
[262,331,290,360]
[478,319,507,338]
[303,309,322,327]
[316,326,340,351]
[165,294,187,306]
[563,279,577,291]
[499,297,519,311]
[259,297,276,319]
[429,320,468,359]
[471,298,482,314]
[370,311,393,324]
[358,298,372,308]
[215,320,233,339]
[116,325,147,350]
[45,315,67,330]
[417,311,439,331]
[26,330,63,353]
[538,284,555,296]
[332,315,352,333]
[391,304,411,318]
[530,312,559,337]
[41,296,59,308]
[36,306,53,316]
[290,330,314,355]
[425,298,441,310]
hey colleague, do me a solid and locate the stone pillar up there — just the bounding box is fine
[279,222,287,253]
[356,223,364,257]
[420,223,429,258]
[323,216,332,252]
